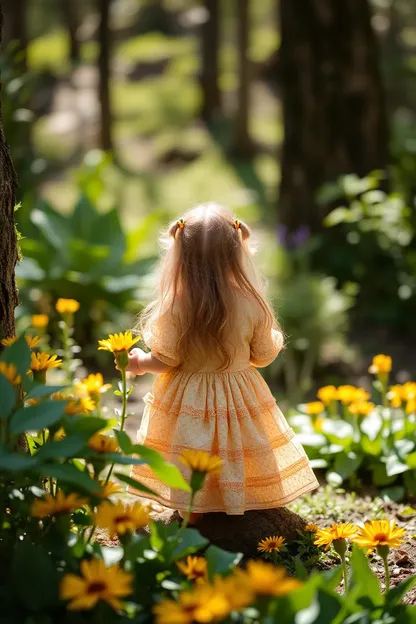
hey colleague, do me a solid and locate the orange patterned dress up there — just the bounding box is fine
[131,300,318,514]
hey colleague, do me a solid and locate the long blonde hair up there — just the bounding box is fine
[139,203,279,369]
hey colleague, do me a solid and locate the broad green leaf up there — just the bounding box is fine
[0,375,16,420]
[63,415,109,436]
[0,449,37,471]
[172,528,209,561]
[380,486,405,502]
[406,452,416,469]
[132,444,191,491]
[25,384,66,400]
[386,453,410,477]
[71,195,99,240]
[35,435,88,460]
[205,545,242,580]
[9,400,66,435]
[31,201,69,254]
[115,473,157,496]
[333,452,361,479]
[114,429,133,454]
[372,463,396,486]
[12,541,59,611]
[101,453,147,466]
[385,574,416,606]
[1,334,31,376]
[40,463,100,492]
[349,546,382,606]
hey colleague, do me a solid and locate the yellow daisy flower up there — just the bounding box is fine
[402,382,416,401]
[65,397,96,415]
[257,535,286,553]
[177,556,208,585]
[353,388,371,402]
[60,559,133,611]
[179,449,223,475]
[406,399,416,414]
[305,523,319,532]
[369,354,392,375]
[353,520,406,553]
[88,433,119,454]
[75,373,111,399]
[314,522,359,551]
[96,481,123,499]
[30,352,62,371]
[56,298,80,314]
[31,314,49,328]
[154,585,231,624]
[237,560,302,597]
[348,401,375,416]
[31,490,87,518]
[305,401,325,415]
[93,501,150,539]
[337,385,359,405]
[388,385,403,408]
[317,385,338,405]
[1,335,40,349]
[211,574,254,611]
[0,361,22,386]
[97,331,140,354]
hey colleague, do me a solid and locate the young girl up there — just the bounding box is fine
[127,204,318,519]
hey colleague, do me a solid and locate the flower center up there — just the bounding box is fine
[115,514,131,524]
[87,581,107,594]
[373,533,388,542]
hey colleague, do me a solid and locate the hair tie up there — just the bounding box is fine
[177,219,185,230]
[233,219,241,231]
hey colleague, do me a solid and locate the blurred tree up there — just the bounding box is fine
[279,0,389,231]
[60,0,81,65]
[230,0,253,157]
[98,0,112,150]
[200,0,221,123]
[2,0,27,69]
[0,2,19,339]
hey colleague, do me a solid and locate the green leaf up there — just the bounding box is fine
[0,447,37,471]
[25,384,66,400]
[40,463,100,492]
[35,435,88,460]
[386,574,416,607]
[0,374,16,420]
[132,444,190,491]
[9,400,66,435]
[386,453,410,477]
[349,545,382,606]
[172,528,209,561]
[205,545,243,580]
[1,334,31,376]
[323,207,350,228]
[12,541,59,611]
[115,473,157,496]
[114,429,133,454]
[333,452,361,479]
[380,486,405,502]
[71,195,99,240]
[100,453,147,466]
[63,415,109,436]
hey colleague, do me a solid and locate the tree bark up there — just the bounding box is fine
[278,0,389,232]
[2,0,27,69]
[0,2,19,340]
[98,0,113,150]
[230,0,253,157]
[61,0,81,65]
[200,0,221,123]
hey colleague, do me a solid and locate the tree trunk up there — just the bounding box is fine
[98,0,112,150]
[2,0,27,69]
[200,0,221,123]
[61,0,81,65]
[278,0,389,232]
[0,2,19,340]
[230,0,253,157]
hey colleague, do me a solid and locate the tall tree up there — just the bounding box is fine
[98,0,112,150]
[230,0,252,156]
[61,0,81,65]
[200,0,221,123]
[279,0,389,231]
[0,1,19,339]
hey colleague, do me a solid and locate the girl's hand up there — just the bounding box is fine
[127,348,146,376]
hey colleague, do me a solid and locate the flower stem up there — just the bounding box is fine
[61,320,72,384]
[179,491,196,533]
[382,552,390,591]
[105,366,128,485]
[341,555,348,593]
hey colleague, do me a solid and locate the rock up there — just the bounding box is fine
[154,507,307,558]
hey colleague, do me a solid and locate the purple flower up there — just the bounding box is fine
[276,224,310,249]
[291,225,310,247]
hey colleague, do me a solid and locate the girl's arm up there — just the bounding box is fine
[127,348,175,375]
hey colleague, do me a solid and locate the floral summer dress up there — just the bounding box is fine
[131,298,318,514]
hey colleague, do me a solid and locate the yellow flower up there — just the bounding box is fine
[1,334,40,349]
[317,385,338,405]
[353,520,406,553]
[60,559,133,611]
[154,585,231,624]
[237,560,302,596]
[56,298,80,314]
[314,523,359,551]
[348,401,375,417]
[31,314,48,328]
[98,331,140,354]
[406,399,416,414]
[177,556,208,584]
[337,385,359,404]
[94,501,150,539]
[179,449,223,475]
[30,352,62,371]
[65,397,96,415]
[369,354,392,375]
[0,361,21,386]
[305,401,325,415]
[54,427,66,441]
[257,535,286,553]
[388,385,403,408]
[88,433,119,454]
[402,382,416,401]
[212,574,254,611]
[305,523,319,533]
[75,373,111,398]
[31,490,87,518]
[96,481,123,499]
[313,416,325,432]
[353,388,371,402]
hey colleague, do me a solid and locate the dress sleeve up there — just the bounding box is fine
[250,320,284,368]
[144,310,181,368]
